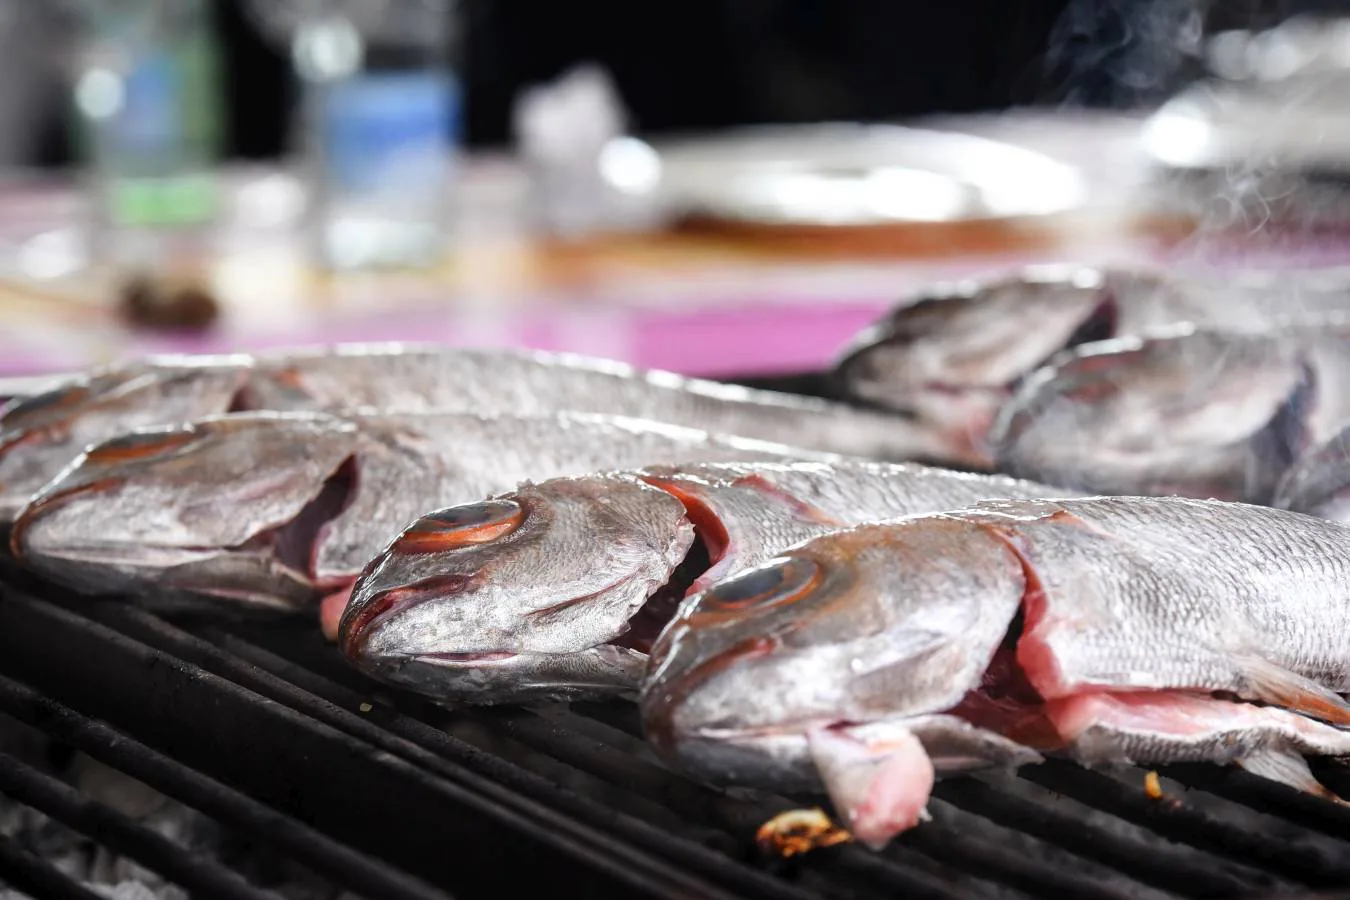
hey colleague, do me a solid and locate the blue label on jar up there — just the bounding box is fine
[322,70,460,194]
[118,52,179,154]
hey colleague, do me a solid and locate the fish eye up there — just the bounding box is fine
[393,500,524,554]
[704,557,821,611]
[85,429,199,464]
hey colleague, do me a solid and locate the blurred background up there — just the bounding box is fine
[3,0,1350,379]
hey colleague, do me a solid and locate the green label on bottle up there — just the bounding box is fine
[77,23,224,228]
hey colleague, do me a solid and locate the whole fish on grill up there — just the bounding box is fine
[0,355,251,523]
[833,264,1350,468]
[0,344,940,523]
[988,322,1350,503]
[641,496,1350,849]
[340,460,1070,705]
[10,410,811,615]
[244,344,942,461]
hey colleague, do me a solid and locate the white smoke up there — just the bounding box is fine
[1041,0,1207,109]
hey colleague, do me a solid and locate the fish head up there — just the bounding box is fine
[10,412,360,610]
[640,515,1026,784]
[340,473,694,704]
[833,265,1117,459]
[989,328,1314,502]
[0,357,250,523]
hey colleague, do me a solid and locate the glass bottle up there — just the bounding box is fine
[249,0,461,272]
[66,0,224,275]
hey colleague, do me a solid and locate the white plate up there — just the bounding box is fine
[637,123,1087,227]
[1143,71,1350,174]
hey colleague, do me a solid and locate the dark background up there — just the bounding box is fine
[35,0,1348,166]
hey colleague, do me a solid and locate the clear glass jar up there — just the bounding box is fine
[66,0,224,274]
[250,0,461,273]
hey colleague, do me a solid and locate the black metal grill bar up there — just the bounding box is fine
[0,585,761,900]
[1018,766,1350,887]
[1159,763,1350,835]
[6,571,1350,899]
[208,621,1006,900]
[798,848,1009,900]
[932,776,1265,897]
[217,621,1154,900]
[505,706,1145,900]
[146,604,1350,899]
[205,621,1034,900]
[0,674,452,900]
[445,705,1147,898]
[0,831,110,900]
[129,606,827,900]
[0,749,283,900]
[897,804,1142,900]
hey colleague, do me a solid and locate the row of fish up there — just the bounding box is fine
[0,342,938,523]
[834,263,1350,512]
[12,411,809,614]
[15,263,1350,525]
[7,267,1350,852]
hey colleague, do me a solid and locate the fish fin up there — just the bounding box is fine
[906,714,1046,773]
[1236,749,1350,806]
[806,723,935,850]
[1238,657,1350,727]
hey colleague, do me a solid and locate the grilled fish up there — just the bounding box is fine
[833,264,1350,467]
[642,496,1350,848]
[340,460,1069,705]
[10,410,808,613]
[0,355,250,522]
[242,343,944,462]
[988,323,1350,503]
[0,344,941,522]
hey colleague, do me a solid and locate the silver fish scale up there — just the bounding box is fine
[650,517,1027,735]
[641,459,1076,591]
[746,460,1071,520]
[0,364,247,521]
[317,412,797,584]
[17,410,806,609]
[1069,709,1350,768]
[14,413,357,603]
[354,473,693,658]
[646,459,1071,521]
[1005,496,1350,694]
[252,347,931,461]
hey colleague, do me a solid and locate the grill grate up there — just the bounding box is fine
[2,371,1350,899]
[2,569,1350,900]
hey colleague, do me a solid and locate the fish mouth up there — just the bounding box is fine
[343,569,651,660]
[339,572,477,659]
[412,650,519,664]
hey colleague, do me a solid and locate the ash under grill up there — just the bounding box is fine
[1,374,1350,900]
